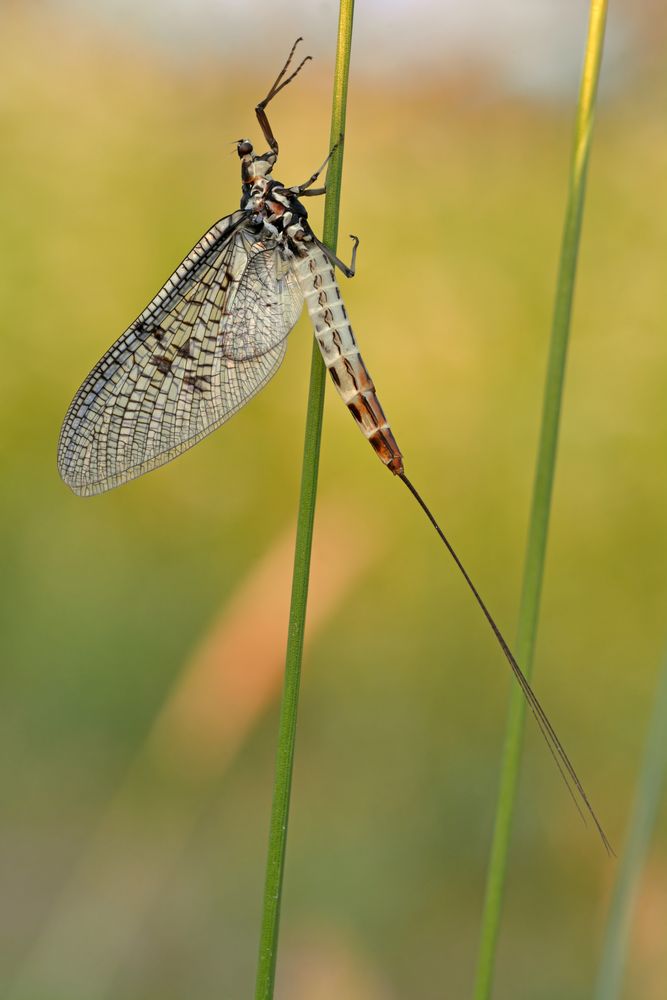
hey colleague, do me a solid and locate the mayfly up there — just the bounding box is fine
[58,40,610,850]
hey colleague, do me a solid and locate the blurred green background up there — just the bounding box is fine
[1,3,666,999]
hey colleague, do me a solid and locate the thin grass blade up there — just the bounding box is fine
[594,649,667,1000]
[472,3,609,997]
[254,5,355,999]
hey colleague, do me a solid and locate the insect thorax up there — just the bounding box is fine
[237,141,313,256]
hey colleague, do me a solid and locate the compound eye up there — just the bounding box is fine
[237,140,253,157]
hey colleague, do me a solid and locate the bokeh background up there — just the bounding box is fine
[1,1,666,998]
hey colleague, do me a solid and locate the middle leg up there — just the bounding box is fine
[288,134,343,196]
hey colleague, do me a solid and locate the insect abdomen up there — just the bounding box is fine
[294,247,404,475]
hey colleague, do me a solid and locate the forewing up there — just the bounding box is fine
[58,214,303,496]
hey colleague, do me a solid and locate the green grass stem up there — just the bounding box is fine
[472,3,609,997]
[253,6,355,999]
[594,649,667,1000]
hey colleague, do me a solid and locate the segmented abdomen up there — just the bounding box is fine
[293,246,404,475]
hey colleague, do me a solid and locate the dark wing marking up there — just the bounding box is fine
[58,213,304,496]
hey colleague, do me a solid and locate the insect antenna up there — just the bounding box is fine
[399,472,613,854]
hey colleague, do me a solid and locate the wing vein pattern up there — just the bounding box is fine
[58,212,304,496]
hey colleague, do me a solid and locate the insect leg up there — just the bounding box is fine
[289,135,343,195]
[316,235,359,279]
[256,37,312,156]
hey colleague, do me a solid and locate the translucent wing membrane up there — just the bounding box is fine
[58,213,304,496]
[222,240,303,360]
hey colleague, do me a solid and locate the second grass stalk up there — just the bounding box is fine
[473,2,609,997]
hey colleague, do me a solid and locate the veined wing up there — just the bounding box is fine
[58,213,304,496]
[221,238,302,360]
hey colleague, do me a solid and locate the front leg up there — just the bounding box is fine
[255,38,312,155]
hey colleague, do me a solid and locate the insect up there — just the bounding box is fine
[58,40,610,850]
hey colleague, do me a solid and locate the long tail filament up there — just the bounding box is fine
[399,473,612,854]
